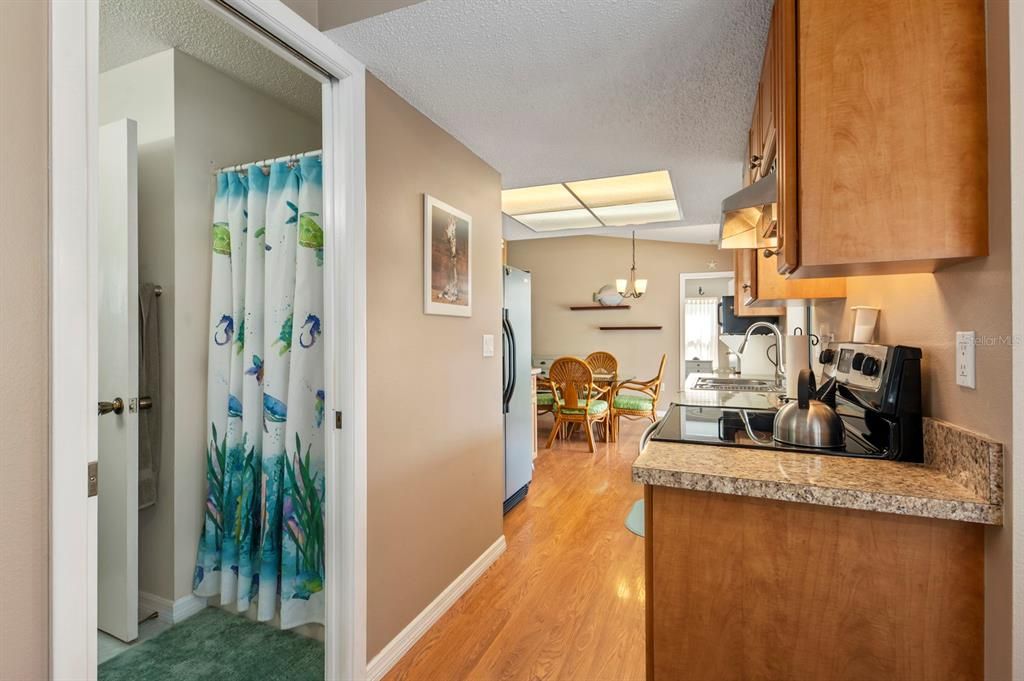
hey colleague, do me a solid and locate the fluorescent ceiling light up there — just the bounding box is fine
[592,199,681,227]
[511,209,602,232]
[501,170,681,232]
[565,170,675,208]
[501,183,582,215]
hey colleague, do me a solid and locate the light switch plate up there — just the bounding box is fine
[956,331,976,389]
[482,334,495,357]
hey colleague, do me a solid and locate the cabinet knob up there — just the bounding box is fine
[749,155,762,169]
[741,283,751,290]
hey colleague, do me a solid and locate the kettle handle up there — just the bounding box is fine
[798,369,816,410]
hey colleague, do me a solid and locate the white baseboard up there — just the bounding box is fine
[366,535,507,681]
[139,591,208,624]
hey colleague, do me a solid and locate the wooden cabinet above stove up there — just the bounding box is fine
[736,0,989,279]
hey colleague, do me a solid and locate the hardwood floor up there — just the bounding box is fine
[384,418,648,681]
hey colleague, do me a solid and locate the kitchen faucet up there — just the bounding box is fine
[738,321,786,387]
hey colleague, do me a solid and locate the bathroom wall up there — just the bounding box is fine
[99,48,321,603]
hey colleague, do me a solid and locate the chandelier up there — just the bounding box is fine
[616,231,648,299]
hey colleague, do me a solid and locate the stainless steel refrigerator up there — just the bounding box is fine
[502,266,533,513]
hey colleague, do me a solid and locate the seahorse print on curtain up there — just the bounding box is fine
[194,157,326,630]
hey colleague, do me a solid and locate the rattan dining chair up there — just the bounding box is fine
[536,375,555,417]
[585,350,618,400]
[610,354,667,442]
[546,356,610,453]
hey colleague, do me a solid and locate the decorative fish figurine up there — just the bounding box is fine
[213,314,234,346]
[298,314,322,349]
[228,394,243,418]
[212,222,231,255]
[298,212,324,266]
[263,393,288,424]
[245,354,264,385]
[314,389,325,428]
[272,313,293,356]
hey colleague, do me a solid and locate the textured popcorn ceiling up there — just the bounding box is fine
[328,0,772,243]
[100,0,321,120]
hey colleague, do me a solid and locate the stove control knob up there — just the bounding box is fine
[851,352,866,370]
[861,356,880,377]
[819,349,835,365]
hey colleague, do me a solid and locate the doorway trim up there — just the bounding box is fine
[678,271,735,389]
[48,1,368,679]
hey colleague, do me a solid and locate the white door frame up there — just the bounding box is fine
[48,2,368,679]
[678,271,735,386]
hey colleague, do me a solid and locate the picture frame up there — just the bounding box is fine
[423,194,472,317]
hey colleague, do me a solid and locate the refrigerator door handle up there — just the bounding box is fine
[506,315,517,407]
[502,311,512,413]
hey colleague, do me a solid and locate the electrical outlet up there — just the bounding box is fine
[482,334,495,357]
[956,331,976,389]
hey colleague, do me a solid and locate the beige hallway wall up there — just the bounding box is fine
[0,1,49,679]
[365,74,505,658]
[507,236,733,407]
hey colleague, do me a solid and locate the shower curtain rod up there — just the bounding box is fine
[213,149,322,174]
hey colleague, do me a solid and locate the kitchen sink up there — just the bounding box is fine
[691,376,781,392]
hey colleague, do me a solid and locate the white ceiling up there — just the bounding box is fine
[100,0,321,120]
[326,0,772,244]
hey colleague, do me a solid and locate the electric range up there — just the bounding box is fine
[649,342,924,462]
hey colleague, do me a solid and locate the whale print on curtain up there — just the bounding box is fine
[193,156,325,630]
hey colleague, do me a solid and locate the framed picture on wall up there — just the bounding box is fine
[423,194,472,317]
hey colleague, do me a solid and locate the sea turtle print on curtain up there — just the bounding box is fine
[194,157,326,630]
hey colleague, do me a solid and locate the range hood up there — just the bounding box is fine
[718,172,779,250]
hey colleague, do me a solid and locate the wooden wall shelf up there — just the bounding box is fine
[599,325,663,331]
[569,304,631,311]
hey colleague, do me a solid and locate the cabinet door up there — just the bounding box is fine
[795,0,986,276]
[758,19,776,178]
[734,250,786,316]
[734,250,754,309]
[756,250,845,303]
[775,0,799,274]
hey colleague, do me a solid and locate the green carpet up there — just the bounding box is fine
[99,608,323,681]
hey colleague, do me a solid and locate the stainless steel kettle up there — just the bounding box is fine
[773,369,846,449]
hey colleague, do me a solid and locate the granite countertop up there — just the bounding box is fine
[633,418,1003,525]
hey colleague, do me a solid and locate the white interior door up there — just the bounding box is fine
[97,118,140,643]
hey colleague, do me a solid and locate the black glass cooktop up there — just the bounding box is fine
[649,404,891,459]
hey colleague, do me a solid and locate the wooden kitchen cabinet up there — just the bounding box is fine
[733,249,784,316]
[783,0,987,277]
[646,486,984,681]
[734,246,843,312]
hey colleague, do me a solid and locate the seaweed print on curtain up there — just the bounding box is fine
[194,156,326,629]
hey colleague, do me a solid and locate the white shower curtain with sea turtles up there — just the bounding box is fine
[193,156,326,629]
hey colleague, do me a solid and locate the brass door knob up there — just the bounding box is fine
[98,398,124,416]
